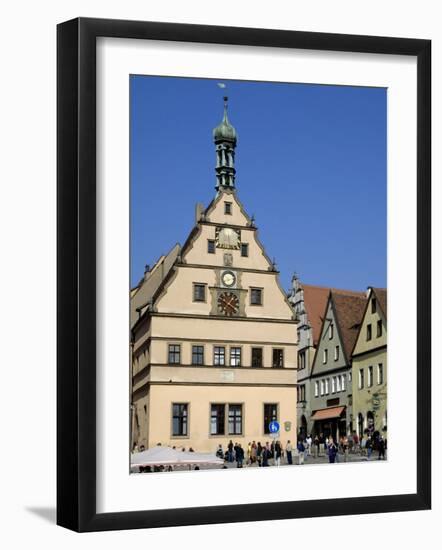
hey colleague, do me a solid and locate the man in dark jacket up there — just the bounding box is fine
[236,444,244,468]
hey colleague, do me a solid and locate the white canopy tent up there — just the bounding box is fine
[130,446,224,472]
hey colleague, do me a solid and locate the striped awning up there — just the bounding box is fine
[310,406,345,421]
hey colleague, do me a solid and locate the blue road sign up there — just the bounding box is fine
[269,420,280,434]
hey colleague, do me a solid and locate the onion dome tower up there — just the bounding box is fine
[213,96,237,192]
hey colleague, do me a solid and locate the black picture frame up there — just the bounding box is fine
[57,17,431,532]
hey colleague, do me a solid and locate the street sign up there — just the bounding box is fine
[269,420,280,434]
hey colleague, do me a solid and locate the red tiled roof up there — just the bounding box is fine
[331,290,367,359]
[301,284,365,347]
[302,285,330,346]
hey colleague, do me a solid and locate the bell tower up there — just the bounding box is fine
[213,96,237,192]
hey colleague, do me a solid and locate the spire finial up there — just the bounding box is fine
[213,95,237,192]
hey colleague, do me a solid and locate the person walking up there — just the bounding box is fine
[216,444,224,460]
[257,442,263,467]
[275,440,282,466]
[286,440,293,465]
[366,436,373,459]
[262,443,270,467]
[236,444,244,468]
[377,435,386,460]
[297,439,305,465]
[327,437,338,463]
[306,434,312,456]
[228,440,234,462]
[313,435,319,458]
[251,441,257,465]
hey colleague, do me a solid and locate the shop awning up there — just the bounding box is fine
[310,406,346,421]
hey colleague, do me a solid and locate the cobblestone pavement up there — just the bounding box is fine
[135,450,387,474]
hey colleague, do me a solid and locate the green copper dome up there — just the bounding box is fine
[213,96,237,143]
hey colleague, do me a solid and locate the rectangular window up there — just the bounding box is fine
[377,320,383,337]
[377,363,384,385]
[251,347,263,367]
[263,403,278,433]
[210,404,225,435]
[334,345,340,361]
[371,297,377,313]
[172,403,188,436]
[207,239,215,254]
[191,345,204,366]
[341,374,346,391]
[230,347,241,367]
[224,201,232,215]
[320,380,325,396]
[368,365,373,387]
[272,348,284,368]
[299,350,306,369]
[359,368,364,389]
[193,283,206,302]
[250,287,263,305]
[315,381,319,397]
[228,404,242,435]
[366,324,372,341]
[213,346,225,366]
[325,378,330,394]
[329,323,334,339]
[323,349,328,364]
[348,371,352,383]
[240,243,249,257]
[297,385,306,402]
[336,375,341,392]
[331,377,336,393]
[168,344,181,364]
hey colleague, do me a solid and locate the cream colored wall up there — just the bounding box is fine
[150,316,297,368]
[147,384,297,452]
[352,349,387,433]
[183,224,270,271]
[155,265,293,319]
[149,340,296,370]
[352,293,387,355]
[205,189,250,226]
[149,365,296,384]
[351,291,387,434]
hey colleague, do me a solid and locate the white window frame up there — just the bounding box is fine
[377,363,384,385]
[331,376,336,393]
[320,380,325,396]
[336,375,341,392]
[323,349,328,364]
[325,378,329,394]
[368,365,373,387]
[359,368,364,389]
[315,380,319,397]
[341,374,346,391]
[334,345,339,361]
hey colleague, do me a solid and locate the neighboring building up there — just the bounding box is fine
[309,289,366,439]
[131,97,298,452]
[288,276,329,438]
[352,288,387,439]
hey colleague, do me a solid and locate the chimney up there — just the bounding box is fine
[195,203,204,224]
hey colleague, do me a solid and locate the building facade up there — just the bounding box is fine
[309,290,366,439]
[131,98,298,452]
[288,276,329,438]
[351,288,387,439]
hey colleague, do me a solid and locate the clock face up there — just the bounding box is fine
[221,270,236,287]
[217,292,239,316]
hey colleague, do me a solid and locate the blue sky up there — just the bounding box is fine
[130,76,386,292]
